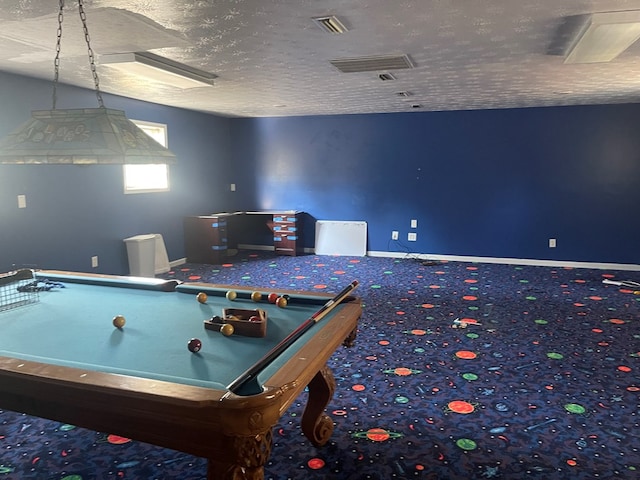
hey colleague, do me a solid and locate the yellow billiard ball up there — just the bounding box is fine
[112,315,126,328]
[220,323,235,336]
[196,292,208,304]
[226,290,237,301]
[251,291,262,302]
[276,296,288,308]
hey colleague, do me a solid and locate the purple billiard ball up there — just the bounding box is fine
[188,338,202,353]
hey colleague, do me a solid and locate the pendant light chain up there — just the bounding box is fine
[51,0,105,109]
[52,0,64,110]
[78,0,105,108]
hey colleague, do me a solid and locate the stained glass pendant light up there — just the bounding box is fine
[0,0,176,165]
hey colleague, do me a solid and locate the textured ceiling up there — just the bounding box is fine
[1,0,640,118]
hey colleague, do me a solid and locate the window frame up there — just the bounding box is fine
[123,120,171,195]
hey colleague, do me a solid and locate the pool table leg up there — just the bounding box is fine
[343,325,358,348]
[206,429,273,480]
[301,365,336,447]
[206,326,358,478]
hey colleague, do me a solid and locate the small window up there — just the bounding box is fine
[123,120,170,194]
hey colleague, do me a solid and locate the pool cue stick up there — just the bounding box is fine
[227,280,359,394]
[603,278,640,294]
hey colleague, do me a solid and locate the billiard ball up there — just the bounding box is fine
[249,315,261,322]
[268,293,279,304]
[196,292,208,304]
[112,315,126,328]
[210,315,223,324]
[276,296,288,308]
[226,290,237,301]
[187,338,202,353]
[251,291,262,302]
[220,323,234,336]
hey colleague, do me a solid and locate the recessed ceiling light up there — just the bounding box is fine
[564,10,640,63]
[100,52,216,89]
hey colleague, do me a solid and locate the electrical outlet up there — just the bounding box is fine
[17,195,26,209]
[410,219,417,228]
[391,231,399,240]
[549,238,556,248]
[230,183,236,191]
[91,256,99,268]
[408,233,417,241]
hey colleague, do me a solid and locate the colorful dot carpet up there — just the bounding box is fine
[1,252,639,479]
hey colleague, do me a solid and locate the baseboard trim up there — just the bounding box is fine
[172,250,640,272]
[366,251,640,271]
[238,244,274,251]
[169,258,187,268]
[238,244,316,254]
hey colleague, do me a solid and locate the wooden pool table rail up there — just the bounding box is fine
[0,276,361,480]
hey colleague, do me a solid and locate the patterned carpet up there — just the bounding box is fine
[1,251,639,479]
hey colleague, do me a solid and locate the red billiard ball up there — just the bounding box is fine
[268,293,279,304]
[249,315,261,322]
[187,338,202,353]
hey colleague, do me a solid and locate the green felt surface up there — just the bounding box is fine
[0,276,343,393]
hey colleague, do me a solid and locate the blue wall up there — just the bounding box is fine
[231,107,640,264]
[0,71,235,274]
[2,70,640,273]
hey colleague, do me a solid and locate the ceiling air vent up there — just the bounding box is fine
[330,54,414,73]
[379,73,396,81]
[312,15,348,34]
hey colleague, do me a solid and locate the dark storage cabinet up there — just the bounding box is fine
[183,215,228,264]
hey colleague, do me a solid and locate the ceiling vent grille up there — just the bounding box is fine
[312,15,348,34]
[330,54,414,73]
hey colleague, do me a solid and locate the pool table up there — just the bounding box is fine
[0,270,361,480]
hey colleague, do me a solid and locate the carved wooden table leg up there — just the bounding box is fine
[301,365,336,447]
[343,326,358,348]
[207,429,273,480]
